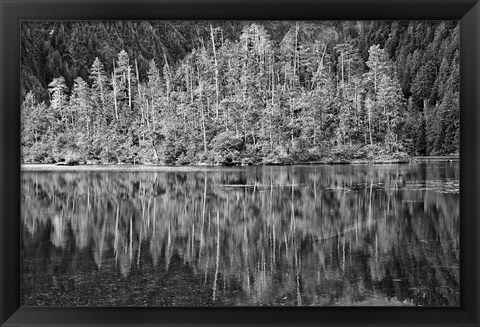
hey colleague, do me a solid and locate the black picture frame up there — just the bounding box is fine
[1,0,479,326]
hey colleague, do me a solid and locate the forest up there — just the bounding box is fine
[20,21,460,165]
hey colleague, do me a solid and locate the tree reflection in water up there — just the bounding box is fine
[21,163,459,306]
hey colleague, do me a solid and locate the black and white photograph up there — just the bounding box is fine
[20,20,459,307]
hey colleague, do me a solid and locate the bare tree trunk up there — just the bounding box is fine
[354,82,359,131]
[224,105,228,132]
[99,79,105,114]
[112,61,118,120]
[241,42,248,143]
[270,53,274,149]
[150,140,159,161]
[243,111,247,143]
[202,106,208,153]
[368,105,373,146]
[210,24,220,119]
[293,22,298,81]
[199,79,208,154]
[190,67,194,103]
[163,52,171,109]
[290,98,294,147]
[135,59,144,125]
[128,59,132,111]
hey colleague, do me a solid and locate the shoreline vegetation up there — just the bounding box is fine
[21,155,459,171]
[21,21,459,167]
[40,144,415,166]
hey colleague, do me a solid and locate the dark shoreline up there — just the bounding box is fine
[21,156,459,172]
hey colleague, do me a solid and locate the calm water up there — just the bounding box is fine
[21,163,459,306]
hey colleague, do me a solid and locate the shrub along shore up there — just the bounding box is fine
[22,143,412,166]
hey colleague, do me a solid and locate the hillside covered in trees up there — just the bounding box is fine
[20,21,459,165]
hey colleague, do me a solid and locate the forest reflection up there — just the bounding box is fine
[21,163,459,306]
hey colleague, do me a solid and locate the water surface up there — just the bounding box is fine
[21,163,459,306]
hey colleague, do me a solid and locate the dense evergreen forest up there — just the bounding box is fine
[20,21,459,165]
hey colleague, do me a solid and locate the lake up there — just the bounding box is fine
[20,162,460,306]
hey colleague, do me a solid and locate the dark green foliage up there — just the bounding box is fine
[52,134,81,164]
[209,132,245,165]
[21,21,459,165]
